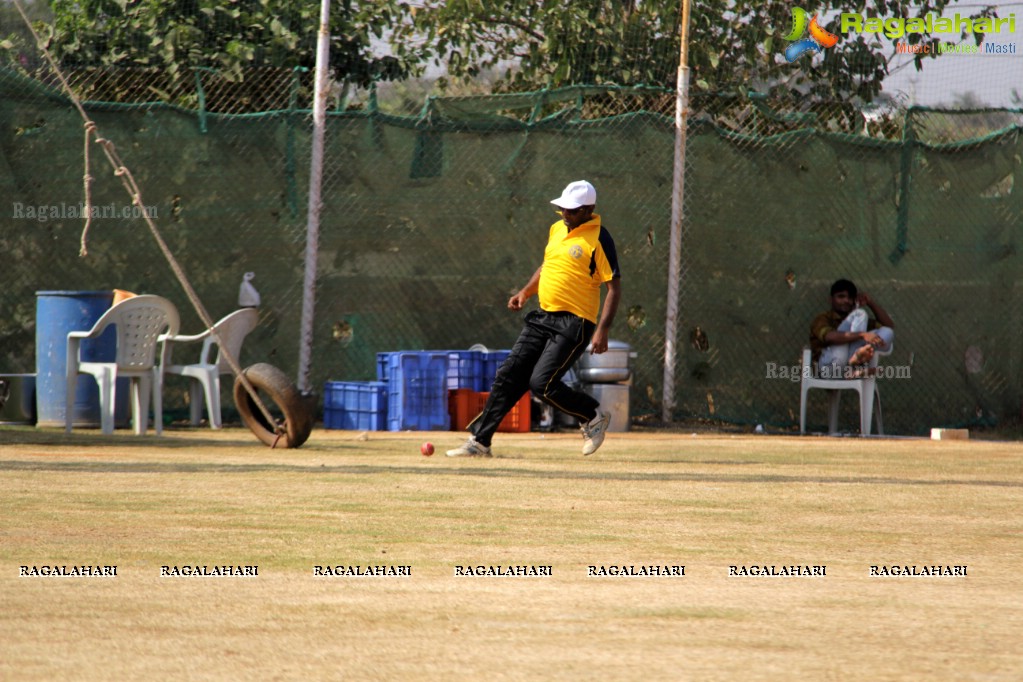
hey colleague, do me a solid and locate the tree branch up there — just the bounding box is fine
[475,15,546,43]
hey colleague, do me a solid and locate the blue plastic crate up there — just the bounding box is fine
[376,352,391,382]
[378,350,486,391]
[443,350,485,391]
[323,381,388,431]
[482,350,512,388]
[385,352,451,431]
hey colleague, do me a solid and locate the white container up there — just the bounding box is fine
[580,382,630,432]
[577,367,632,383]
[238,272,261,307]
[577,340,635,373]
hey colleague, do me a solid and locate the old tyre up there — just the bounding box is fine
[234,363,313,448]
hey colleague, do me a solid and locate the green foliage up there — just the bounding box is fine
[0,0,50,70]
[392,0,680,91]
[393,0,993,103]
[22,0,999,107]
[44,0,418,86]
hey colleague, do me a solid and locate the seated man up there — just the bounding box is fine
[810,279,895,378]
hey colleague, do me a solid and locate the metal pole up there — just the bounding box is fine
[297,0,331,393]
[663,0,692,423]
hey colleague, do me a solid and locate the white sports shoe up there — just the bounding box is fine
[581,410,611,456]
[446,437,493,457]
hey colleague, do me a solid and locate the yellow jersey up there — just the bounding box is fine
[537,214,620,324]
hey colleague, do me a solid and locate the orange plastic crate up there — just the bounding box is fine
[479,391,531,433]
[447,389,531,433]
[448,388,481,431]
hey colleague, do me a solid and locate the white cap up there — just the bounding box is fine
[550,180,596,209]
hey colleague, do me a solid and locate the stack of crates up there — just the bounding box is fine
[324,348,523,432]
[446,349,529,433]
[324,350,451,432]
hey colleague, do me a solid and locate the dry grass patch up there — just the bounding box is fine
[1,426,1021,680]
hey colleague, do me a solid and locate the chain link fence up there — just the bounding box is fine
[677,95,1023,433]
[2,34,1022,434]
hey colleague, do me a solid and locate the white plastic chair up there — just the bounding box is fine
[159,308,259,429]
[66,295,180,435]
[799,343,892,436]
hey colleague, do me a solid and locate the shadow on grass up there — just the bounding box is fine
[0,426,273,450]
[1,457,1020,489]
[0,429,378,449]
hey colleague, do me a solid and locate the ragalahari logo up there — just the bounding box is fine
[784,7,840,62]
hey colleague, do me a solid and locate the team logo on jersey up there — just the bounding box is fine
[568,245,584,259]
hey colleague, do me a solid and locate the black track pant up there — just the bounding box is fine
[469,309,599,447]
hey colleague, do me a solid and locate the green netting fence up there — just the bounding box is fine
[2,63,1021,434]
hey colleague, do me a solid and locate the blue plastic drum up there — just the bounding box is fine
[35,290,117,427]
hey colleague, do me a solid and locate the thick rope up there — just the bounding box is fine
[81,122,95,256]
[13,0,285,436]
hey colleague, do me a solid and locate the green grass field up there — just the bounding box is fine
[2,426,1021,680]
